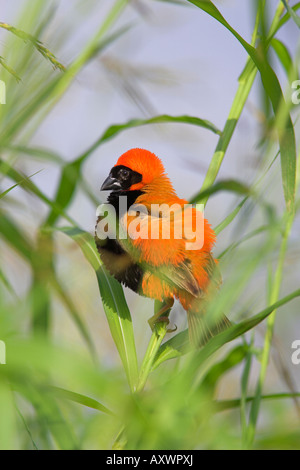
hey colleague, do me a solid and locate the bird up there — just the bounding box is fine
[95,148,230,347]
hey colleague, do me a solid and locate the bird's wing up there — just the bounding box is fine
[119,203,210,297]
[120,202,188,266]
[158,260,203,297]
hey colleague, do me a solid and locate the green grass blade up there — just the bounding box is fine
[217,225,273,259]
[190,179,252,204]
[0,159,75,225]
[214,197,247,235]
[271,38,294,77]
[50,271,97,359]
[0,56,21,81]
[0,380,16,449]
[188,0,296,213]
[0,21,65,71]
[0,211,34,261]
[16,382,78,449]
[0,1,129,147]
[281,0,300,28]
[50,386,114,416]
[82,114,220,162]
[240,334,254,447]
[45,160,83,226]
[275,2,300,34]
[4,145,64,165]
[46,114,221,226]
[190,288,300,373]
[0,170,42,200]
[215,392,300,412]
[152,330,190,370]
[53,227,139,392]
[201,344,248,390]
[153,288,300,370]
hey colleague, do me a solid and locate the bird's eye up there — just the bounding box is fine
[119,168,130,180]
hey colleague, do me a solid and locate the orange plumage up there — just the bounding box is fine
[95,148,230,346]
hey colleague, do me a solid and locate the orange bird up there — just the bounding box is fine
[95,148,230,346]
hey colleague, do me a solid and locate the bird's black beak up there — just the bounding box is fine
[101,175,122,191]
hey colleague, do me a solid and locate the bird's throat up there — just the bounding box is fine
[107,190,144,217]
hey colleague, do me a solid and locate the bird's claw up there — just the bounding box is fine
[148,315,169,331]
[167,324,177,333]
[148,316,177,334]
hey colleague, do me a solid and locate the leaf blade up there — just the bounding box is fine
[53,227,139,392]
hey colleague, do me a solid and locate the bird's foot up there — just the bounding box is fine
[148,298,176,333]
[148,314,169,331]
[148,315,176,333]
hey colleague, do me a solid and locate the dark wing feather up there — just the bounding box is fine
[158,261,202,297]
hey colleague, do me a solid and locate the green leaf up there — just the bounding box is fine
[93,114,221,147]
[214,197,247,235]
[51,276,97,359]
[217,225,274,260]
[15,381,78,449]
[45,160,82,226]
[4,145,64,165]
[153,288,300,369]
[154,0,190,5]
[152,330,190,370]
[215,392,300,412]
[50,386,114,416]
[0,266,17,297]
[0,159,74,225]
[46,114,221,226]
[271,38,294,77]
[0,56,21,82]
[201,344,248,389]
[281,0,300,28]
[0,1,129,147]
[0,170,42,200]
[190,179,252,204]
[0,21,65,71]
[0,381,16,449]
[275,2,300,34]
[187,0,296,213]
[190,288,300,373]
[0,211,34,261]
[53,226,139,392]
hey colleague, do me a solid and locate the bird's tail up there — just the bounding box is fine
[187,309,231,348]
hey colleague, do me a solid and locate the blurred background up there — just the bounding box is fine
[0,0,299,449]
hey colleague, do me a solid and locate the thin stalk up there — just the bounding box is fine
[199,60,257,205]
[112,314,170,449]
[241,333,255,448]
[136,322,169,392]
[0,0,129,146]
[246,210,294,448]
[246,147,300,447]
[215,392,300,412]
[197,0,285,206]
[244,4,300,443]
[51,0,129,102]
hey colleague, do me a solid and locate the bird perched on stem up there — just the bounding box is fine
[95,148,230,347]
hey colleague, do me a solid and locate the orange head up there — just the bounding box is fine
[101,148,172,192]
